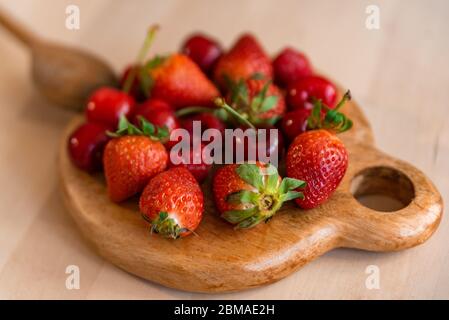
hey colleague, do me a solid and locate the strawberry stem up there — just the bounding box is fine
[122,25,159,94]
[334,90,351,111]
[307,90,353,133]
[214,98,256,129]
[175,106,214,117]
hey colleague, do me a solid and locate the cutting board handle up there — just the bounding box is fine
[336,143,443,251]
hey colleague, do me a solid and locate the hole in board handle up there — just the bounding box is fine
[350,166,415,212]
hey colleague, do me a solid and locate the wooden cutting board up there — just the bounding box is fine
[58,96,443,293]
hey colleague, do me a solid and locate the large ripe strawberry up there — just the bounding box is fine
[286,129,348,209]
[226,78,286,126]
[140,167,204,239]
[103,116,168,202]
[213,34,273,90]
[143,54,220,109]
[213,162,305,229]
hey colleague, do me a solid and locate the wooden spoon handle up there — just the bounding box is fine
[0,7,39,47]
[336,143,443,251]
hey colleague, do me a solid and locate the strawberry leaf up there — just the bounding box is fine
[279,177,306,194]
[236,164,264,190]
[144,55,166,70]
[108,115,143,137]
[157,126,169,139]
[265,165,280,193]
[230,79,249,107]
[259,95,278,112]
[307,90,353,133]
[159,211,168,221]
[250,80,270,111]
[150,211,186,239]
[222,208,257,224]
[236,215,263,229]
[107,115,168,141]
[280,191,304,202]
[250,73,266,80]
[140,117,156,136]
[226,190,259,205]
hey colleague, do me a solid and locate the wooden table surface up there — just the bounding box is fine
[0,0,448,299]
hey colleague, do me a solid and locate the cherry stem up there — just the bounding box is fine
[333,90,351,111]
[175,106,214,117]
[214,98,256,129]
[122,25,159,94]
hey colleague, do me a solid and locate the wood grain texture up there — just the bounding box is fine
[1,0,448,299]
[58,97,443,292]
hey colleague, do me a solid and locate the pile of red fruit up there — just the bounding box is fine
[67,27,353,239]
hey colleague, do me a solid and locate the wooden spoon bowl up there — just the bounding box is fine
[0,8,117,111]
[58,95,443,293]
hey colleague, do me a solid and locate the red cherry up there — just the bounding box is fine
[133,99,179,132]
[281,109,311,141]
[231,126,284,164]
[168,142,211,183]
[181,34,222,75]
[119,65,147,102]
[86,87,136,128]
[182,113,225,135]
[181,112,226,146]
[68,122,111,172]
[254,125,284,162]
[287,76,337,111]
[273,47,312,87]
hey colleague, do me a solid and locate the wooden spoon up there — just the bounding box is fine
[0,8,117,111]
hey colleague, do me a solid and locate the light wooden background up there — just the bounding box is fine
[0,0,448,299]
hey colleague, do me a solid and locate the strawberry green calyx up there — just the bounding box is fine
[307,90,353,133]
[149,212,188,239]
[223,163,306,229]
[107,115,169,141]
[228,79,279,125]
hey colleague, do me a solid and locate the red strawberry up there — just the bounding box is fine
[226,78,286,126]
[140,167,204,239]
[213,34,273,90]
[273,47,312,87]
[213,162,305,229]
[286,130,348,209]
[146,54,220,109]
[103,116,168,202]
